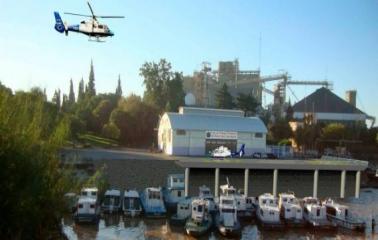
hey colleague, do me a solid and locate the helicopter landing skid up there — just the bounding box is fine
[88,36,105,42]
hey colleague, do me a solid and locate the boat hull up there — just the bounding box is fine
[185,218,212,237]
[123,209,142,217]
[170,214,188,225]
[74,213,99,224]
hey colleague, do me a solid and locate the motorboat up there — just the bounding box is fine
[278,192,305,227]
[122,189,142,217]
[74,196,100,223]
[216,193,241,237]
[101,189,122,213]
[162,174,185,211]
[198,185,217,213]
[185,198,212,237]
[80,187,98,200]
[170,198,191,225]
[323,198,365,231]
[140,187,166,218]
[303,197,333,228]
[256,193,283,228]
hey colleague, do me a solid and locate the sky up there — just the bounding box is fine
[0,0,377,124]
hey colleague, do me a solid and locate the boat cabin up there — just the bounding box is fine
[74,196,99,223]
[81,187,98,199]
[303,197,327,220]
[191,198,209,222]
[279,193,303,220]
[176,198,191,220]
[123,189,142,216]
[102,189,121,212]
[323,198,349,219]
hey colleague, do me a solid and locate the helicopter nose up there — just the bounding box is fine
[109,30,114,36]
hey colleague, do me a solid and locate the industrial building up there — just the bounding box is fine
[157,107,267,156]
[291,87,371,126]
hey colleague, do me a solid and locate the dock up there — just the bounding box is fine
[176,157,368,199]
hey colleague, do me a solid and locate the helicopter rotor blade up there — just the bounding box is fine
[96,16,125,19]
[87,1,96,19]
[64,12,92,17]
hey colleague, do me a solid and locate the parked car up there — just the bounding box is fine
[252,152,277,159]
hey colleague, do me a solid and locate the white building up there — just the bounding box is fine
[158,107,267,156]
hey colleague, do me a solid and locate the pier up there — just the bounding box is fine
[177,157,368,199]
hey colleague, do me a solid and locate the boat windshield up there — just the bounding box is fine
[222,199,234,205]
[104,196,120,206]
[148,190,161,199]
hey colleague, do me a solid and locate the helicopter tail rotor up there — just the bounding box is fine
[54,12,65,33]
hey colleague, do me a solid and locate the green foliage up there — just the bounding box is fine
[321,123,346,140]
[102,123,120,140]
[115,74,122,97]
[93,99,114,131]
[278,138,292,146]
[140,59,185,112]
[78,78,85,103]
[269,119,293,142]
[69,78,75,105]
[0,86,72,238]
[52,89,61,112]
[87,60,96,97]
[236,92,260,116]
[216,83,234,109]
[293,123,321,150]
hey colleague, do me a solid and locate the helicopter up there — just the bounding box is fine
[54,2,124,42]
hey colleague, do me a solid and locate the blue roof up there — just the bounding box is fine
[166,112,267,133]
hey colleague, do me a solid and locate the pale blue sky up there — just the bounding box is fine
[0,0,377,123]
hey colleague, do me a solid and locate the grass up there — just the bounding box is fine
[77,133,119,148]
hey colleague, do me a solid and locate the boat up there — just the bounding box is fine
[303,197,334,229]
[162,174,185,211]
[122,189,142,217]
[80,187,98,200]
[74,196,100,223]
[278,192,305,227]
[185,198,212,237]
[256,193,284,228]
[218,179,253,219]
[140,187,167,218]
[198,185,217,213]
[101,189,122,213]
[170,197,191,225]
[323,198,365,231]
[216,192,241,237]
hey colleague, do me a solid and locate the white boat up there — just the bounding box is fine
[256,193,283,228]
[185,198,212,237]
[101,189,122,213]
[122,189,142,217]
[278,192,305,227]
[218,179,253,218]
[74,196,100,223]
[140,187,166,218]
[323,198,365,231]
[198,185,217,213]
[80,187,98,200]
[216,193,241,237]
[170,198,191,225]
[163,174,185,211]
[303,197,333,228]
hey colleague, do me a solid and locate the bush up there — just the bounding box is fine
[102,123,120,140]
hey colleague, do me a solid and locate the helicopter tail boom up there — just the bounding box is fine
[54,12,66,34]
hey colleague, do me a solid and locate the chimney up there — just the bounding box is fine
[345,90,356,107]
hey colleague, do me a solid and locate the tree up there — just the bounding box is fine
[285,100,294,121]
[61,94,69,112]
[92,99,113,132]
[268,119,293,142]
[236,92,260,116]
[52,89,61,111]
[69,78,75,105]
[165,72,185,112]
[78,78,85,102]
[86,59,96,97]
[115,74,122,97]
[140,59,172,110]
[216,83,234,109]
[102,123,120,140]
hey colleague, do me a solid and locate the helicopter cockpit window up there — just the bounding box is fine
[80,21,85,24]
[98,25,104,29]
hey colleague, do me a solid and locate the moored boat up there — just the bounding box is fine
[170,197,191,225]
[256,193,284,228]
[303,197,334,229]
[101,189,122,213]
[140,187,166,218]
[162,174,185,211]
[216,193,241,237]
[122,189,142,217]
[278,192,305,227]
[323,198,365,231]
[185,198,212,237]
[74,196,100,223]
[198,185,217,213]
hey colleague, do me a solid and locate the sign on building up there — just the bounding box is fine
[205,131,238,139]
